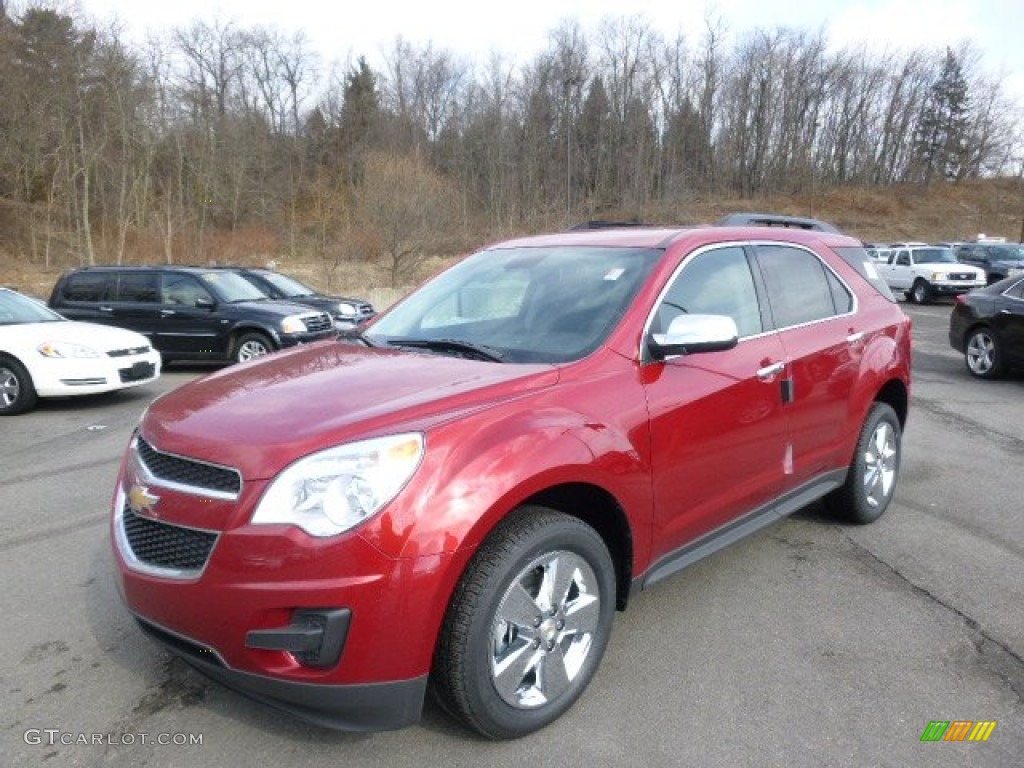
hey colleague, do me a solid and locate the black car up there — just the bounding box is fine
[49,266,337,363]
[231,268,375,329]
[954,241,1024,284]
[949,273,1024,378]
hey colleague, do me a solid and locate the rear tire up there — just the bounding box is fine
[828,403,902,524]
[0,356,39,416]
[964,327,1006,379]
[431,506,616,739]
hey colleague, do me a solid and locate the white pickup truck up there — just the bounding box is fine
[876,245,986,304]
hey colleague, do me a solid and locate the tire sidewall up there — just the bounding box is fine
[233,333,272,363]
[848,403,901,524]
[458,514,615,738]
[911,281,929,304]
[0,357,37,416]
[965,328,1001,379]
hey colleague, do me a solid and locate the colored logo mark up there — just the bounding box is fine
[920,720,996,742]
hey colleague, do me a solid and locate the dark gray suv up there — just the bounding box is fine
[49,266,337,363]
[954,241,1024,284]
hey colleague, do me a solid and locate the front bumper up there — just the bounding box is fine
[930,281,985,296]
[277,329,338,348]
[134,616,426,731]
[31,350,161,397]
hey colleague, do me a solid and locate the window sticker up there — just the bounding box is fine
[603,268,625,281]
[864,262,879,280]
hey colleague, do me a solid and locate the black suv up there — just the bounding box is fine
[954,241,1024,284]
[230,268,375,328]
[49,266,337,363]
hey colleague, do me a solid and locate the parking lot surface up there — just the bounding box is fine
[2,302,1021,767]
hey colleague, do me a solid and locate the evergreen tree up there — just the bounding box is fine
[913,48,971,182]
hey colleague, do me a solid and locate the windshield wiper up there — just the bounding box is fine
[340,328,378,347]
[387,337,505,362]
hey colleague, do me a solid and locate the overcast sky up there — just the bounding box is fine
[67,0,1024,103]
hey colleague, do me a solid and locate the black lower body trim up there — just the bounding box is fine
[137,616,426,731]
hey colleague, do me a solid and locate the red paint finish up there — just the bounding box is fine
[112,223,911,729]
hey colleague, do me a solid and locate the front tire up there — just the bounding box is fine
[431,506,616,739]
[232,332,274,363]
[828,402,902,524]
[909,280,931,304]
[0,357,39,416]
[964,327,1006,379]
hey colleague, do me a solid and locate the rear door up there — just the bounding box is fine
[110,271,161,340]
[753,243,861,486]
[52,272,115,323]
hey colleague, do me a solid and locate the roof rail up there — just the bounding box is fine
[567,219,644,231]
[716,213,841,234]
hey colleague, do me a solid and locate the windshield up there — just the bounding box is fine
[914,248,956,264]
[259,272,315,297]
[199,271,270,303]
[0,289,64,324]
[366,245,661,363]
[989,245,1024,261]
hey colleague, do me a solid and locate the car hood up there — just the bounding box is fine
[141,342,560,479]
[917,262,985,273]
[0,320,151,352]
[223,299,326,318]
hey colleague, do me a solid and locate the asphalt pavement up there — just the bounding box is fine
[1,301,1021,767]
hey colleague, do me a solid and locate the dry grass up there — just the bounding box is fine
[3,178,1022,304]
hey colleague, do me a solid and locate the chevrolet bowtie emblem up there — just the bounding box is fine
[128,485,160,517]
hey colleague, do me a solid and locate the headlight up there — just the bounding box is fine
[251,433,425,537]
[931,272,944,281]
[37,341,100,358]
[280,315,308,334]
[337,302,357,317]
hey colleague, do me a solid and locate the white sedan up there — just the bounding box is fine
[0,287,161,415]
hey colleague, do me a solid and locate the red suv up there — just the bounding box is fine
[112,216,911,738]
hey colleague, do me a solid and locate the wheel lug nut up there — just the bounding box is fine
[547,641,555,651]
[549,608,558,617]
[532,638,541,649]
[534,616,542,627]
[556,620,564,630]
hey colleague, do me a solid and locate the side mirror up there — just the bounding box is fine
[648,314,739,360]
[195,297,216,309]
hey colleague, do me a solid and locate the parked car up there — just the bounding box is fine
[953,241,1024,284]
[1,286,160,415]
[48,266,337,364]
[111,215,911,738]
[876,245,986,303]
[231,267,376,329]
[949,273,1024,378]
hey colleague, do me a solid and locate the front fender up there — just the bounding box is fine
[358,404,651,562]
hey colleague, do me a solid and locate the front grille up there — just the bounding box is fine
[136,436,241,497]
[303,312,334,333]
[122,507,217,572]
[949,273,975,281]
[108,346,151,358]
[119,362,156,383]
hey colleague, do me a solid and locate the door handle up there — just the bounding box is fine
[99,306,113,312]
[846,331,865,344]
[757,361,785,380]
[161,309,176,316]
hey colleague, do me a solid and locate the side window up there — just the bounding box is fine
[116,272,159,303]
[896,251,911,266]
[656,246,762,338]
[62,272,110,302]
[161,274,213,306]
[757,244,847,328]
[1005,280,1024,300]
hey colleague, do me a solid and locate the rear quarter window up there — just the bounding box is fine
[832,246,897,302]
[62,272,111,302]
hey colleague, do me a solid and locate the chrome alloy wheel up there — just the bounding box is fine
[862,420,898,508]
[490,550,601,709]
[237,339,270,361]
[0,366,19,408]
[965,331,996,375]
